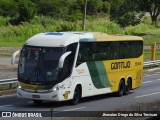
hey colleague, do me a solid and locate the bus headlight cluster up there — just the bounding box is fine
[52,87,59,91]
[16,82,21,89]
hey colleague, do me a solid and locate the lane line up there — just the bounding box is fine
[134,92,160,98]
[0,104,14,108]
[54,107,86,114]
[142,79,160,84]
[145,68,160,72]
[0,94,16,98]
[143,75,152,77]
[143,74,160,77]
[153,74,159,76]
[142,81,152,84]
[63,107,86,111]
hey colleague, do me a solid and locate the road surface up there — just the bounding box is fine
[0,68,160,119]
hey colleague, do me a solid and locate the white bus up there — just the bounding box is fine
[14,32,143,105]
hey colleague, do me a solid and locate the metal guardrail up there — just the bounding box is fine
[143,60,160,66]
[0,78,17,90]
[0,60,160,90]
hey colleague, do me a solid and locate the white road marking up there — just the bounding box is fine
[63,107,86,111]
[134,92,160,98]
[145,68,160,72]
[142,81,152,84]
[54,107,86,114]
[0,94,16,98]
[143,79,160,84]
[0,104,13,108]
[153,74,159,76]
[143,74,152,77]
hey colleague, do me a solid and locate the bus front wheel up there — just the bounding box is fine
[70,86,81,105]
[117,80,125,97]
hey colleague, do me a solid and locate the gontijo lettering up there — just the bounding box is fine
[111,61,130,70]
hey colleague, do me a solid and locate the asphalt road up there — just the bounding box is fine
[0,68,160,120]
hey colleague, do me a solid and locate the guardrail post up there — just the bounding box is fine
[151,42,156,61]
[9,83,12,90]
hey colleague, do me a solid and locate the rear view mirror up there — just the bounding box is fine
[59,51,71,68]
[11,50,20,65]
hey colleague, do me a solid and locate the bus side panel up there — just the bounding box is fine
[132,69,143,89]
[72,63,112,98]
[103,58,143,92]
[71,63,96,97]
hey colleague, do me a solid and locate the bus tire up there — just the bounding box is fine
[117,80,125,97]
[33,100,42,105]
[124,79,131,95]
[70,86,81,105]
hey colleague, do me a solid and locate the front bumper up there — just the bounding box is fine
[17,88,61,101]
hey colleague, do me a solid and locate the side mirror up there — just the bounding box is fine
[11,50,20,65]
[58,51,71,68]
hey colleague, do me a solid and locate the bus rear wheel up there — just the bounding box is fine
[124,79,131,95]
[70,86,81,105]
[117,80,125,97]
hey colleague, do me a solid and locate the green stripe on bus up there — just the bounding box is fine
[80,38,96,42]
[95,61,111,88]
[87,61,111,89]
[87,61,104,88]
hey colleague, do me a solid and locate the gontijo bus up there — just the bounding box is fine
[13,32,143,105]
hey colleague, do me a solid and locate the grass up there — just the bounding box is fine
[143,29,160,45]
[0,16,124,47]
[0,51,12,56]
[0,84,16,91]
[144,50,160,61]
[0,16,160,47]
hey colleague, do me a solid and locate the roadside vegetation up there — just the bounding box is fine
[0,16,160,47]
[0,0,160,61]
[0,0,160,47]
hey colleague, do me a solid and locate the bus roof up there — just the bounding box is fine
[25,32,143,47]
[93,32,143,41]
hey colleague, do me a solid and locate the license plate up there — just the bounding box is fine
[32,95,40,99]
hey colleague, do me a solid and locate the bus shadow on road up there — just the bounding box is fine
[16,91,135,109]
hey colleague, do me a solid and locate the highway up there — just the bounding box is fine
[0,68,160,119]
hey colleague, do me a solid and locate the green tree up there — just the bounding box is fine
[109,0,141,27]
[37,0,73,19]
[134,0,160,25]
[87,0,103,15]
[102,1,110,15]
[18,0,36,22]
[0,0,18,17]
[108,0,125,20]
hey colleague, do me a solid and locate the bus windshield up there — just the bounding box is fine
[18,45,64,84]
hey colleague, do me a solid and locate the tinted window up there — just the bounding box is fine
[61,43,78,79]
[77,41,143,64]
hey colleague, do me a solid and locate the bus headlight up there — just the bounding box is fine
[16,82,21,88]
[52,87,59,91]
